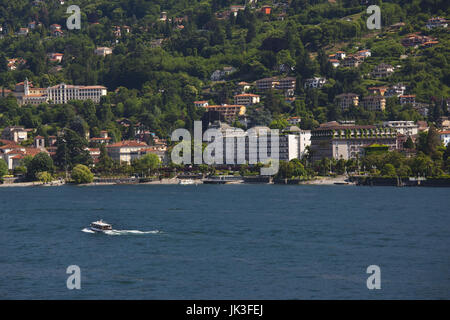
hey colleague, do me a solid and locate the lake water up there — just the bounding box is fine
[1,184,449,299]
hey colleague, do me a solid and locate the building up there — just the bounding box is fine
[310,122,398,161]
[385,83,406,97]
[230,5,245,17]
[439,130,450,146]
[371,63,394,78]
[47,83,107,104]
[426,17,448,29]
[50,24,63,37]
[94,47,113,57]
[399,95,416,105]
[368,86,388,96]
[437,116,450,130]
[89,131,112,145]
[279,127,311,161]
[237,81,251,93]
[362,96,386,112]
[256,77,296,91]
[261,6,272,15]
[335,93,359,111]
[106,140,149,164]
[401,33,435,47]
[48,53,64,63]
[304,77,327,89]
[17,27,29,36]
[329,59,340,68]
[0,142,44,170]
[194,101,209,108]
[1,126,29,143]
[383,121,419,136]
[234,93,260,106]
[204,104,246,123]
[287,117,301,125]
[210,66,236,81]
[341,55,363,68]
[357,49,371,58]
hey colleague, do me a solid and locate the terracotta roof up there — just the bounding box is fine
[106,140,148,148]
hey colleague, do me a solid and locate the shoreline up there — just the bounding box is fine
[2,176,450,187]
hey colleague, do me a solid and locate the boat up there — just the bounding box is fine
[90,220,113,232]
[179,179,196,185]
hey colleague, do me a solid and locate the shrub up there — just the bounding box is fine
[71,164,94,184]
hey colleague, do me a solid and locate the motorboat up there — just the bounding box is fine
[90,220,112,232]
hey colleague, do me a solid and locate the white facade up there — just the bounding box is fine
[234,94,260,106]
[304,77,327,89]
[383,121,418,136]
[440,131,450,146]
[47,84,107,104]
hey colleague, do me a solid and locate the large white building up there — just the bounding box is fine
[47,83,107,104]
[14,79,107,105]
[279,127,311,161]
[383,121,419,136]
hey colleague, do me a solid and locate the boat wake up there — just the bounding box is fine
[82,228,161,235]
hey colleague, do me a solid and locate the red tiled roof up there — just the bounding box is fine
[106,140,148,148]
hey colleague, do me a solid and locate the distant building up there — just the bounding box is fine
[329,59,340,68]
[256,77,296,91]
[341,55,363,68]
[368,86,388,96]
[106,140,149,164]
[385,83,406,97]
[94,47,113,57]
[304,77,326,89]
[362,96,386,112]
[279,127,311,161]
[310,122,398,161]
[426,17,448,29]
[371,63,394,78]
[194,100,209,108]
[261,6,272,15]
[47,53,64,63]
[2,126,29,143]
[47,83,107,104]
[399,95,416,105]
[234,93,260,106]
[335,93,359,111]
[210,66,236,81]
[439,130,450,146]
[383,121,418,136]
[357,49,371,58]
[287,117,301,125]
[17,27,29,36]
[204,104,246,123]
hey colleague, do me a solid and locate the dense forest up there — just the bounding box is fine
[0,0,448,137]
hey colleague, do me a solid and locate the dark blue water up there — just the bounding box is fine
[1,185,449,299]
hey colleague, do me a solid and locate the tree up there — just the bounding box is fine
[71,164,94,184]
[404,136,415,149]
[0,158,8,177]
[55,129,92,169]
[136,153,161,176]
[27,152,54,181]
[381,163,396,177]
[96,144,114,173]
[36,171,53,183]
